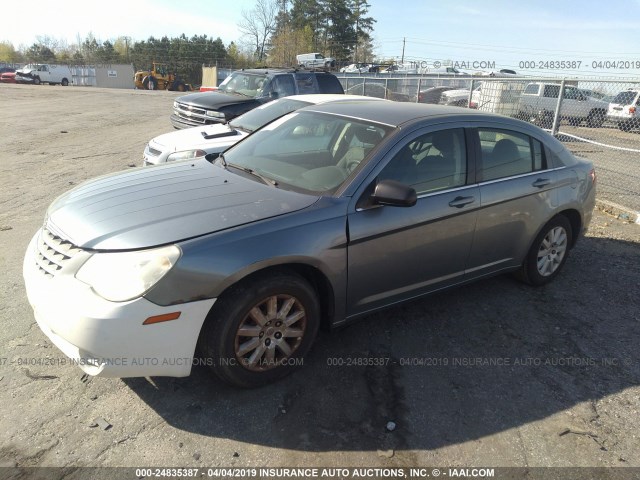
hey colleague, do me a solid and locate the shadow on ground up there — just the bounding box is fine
[124,235,639,452]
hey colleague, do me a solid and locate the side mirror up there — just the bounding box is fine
[371,180,417,207]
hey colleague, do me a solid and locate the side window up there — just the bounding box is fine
[378,128,467,194]
[478,129,546,181]
[273,75,296,97]
[543,85,560,98]
[524,84,540,95]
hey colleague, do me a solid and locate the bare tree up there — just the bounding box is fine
[238,0,279,63]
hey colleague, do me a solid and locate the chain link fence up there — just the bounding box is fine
[337,74,640,213]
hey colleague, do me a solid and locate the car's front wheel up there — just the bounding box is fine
[198,270,320,388]
[518,216,573,286]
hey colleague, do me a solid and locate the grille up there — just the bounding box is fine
[174,103,207,124]
[35,228,82,278]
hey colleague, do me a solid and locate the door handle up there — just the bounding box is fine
[532,178,551,188]
[448,196,475,208]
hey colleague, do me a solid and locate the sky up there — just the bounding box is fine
[3,0,640,78]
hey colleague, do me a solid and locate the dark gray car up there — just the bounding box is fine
[23,102,596,388]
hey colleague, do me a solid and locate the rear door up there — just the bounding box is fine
[466,126,557,278]
[346,126,480,316]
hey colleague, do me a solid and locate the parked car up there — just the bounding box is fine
[170,69,344,129]
[0,66,15,75]
[296,53,336,69]
[144,94,385,165]
[339,63,370,73]
[15,63,72,86]
[0,71,16,84]
[417,86,457,104]
[516,82,608,128]
[380,64,418,74]
[345,82,412,102]
[25,104,596,388]
[439,83,482,107]
[606,89,640,132]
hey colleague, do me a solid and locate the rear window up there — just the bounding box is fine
[612,91,639,106]
[294,73,318,94]
[316,74,345,94]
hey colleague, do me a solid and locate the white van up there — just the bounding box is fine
[15,64,73,86]
[296,53,336,69]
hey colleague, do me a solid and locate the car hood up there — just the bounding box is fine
[176,91,259,109]
[150,124,249,152]
[45,159,319,250]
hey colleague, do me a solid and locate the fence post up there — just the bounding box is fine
[551,79,566,135]
[363,76,367,96]
[416,77,422,103]
[385,78,389,99]
[467,79,475,109]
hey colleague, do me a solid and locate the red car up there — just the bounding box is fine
[1,72,16,83]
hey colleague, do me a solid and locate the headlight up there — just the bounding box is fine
[205,110,225,118]
[76,245,181,302]
[166,149,207,162]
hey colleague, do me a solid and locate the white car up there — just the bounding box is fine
[340,63,370,73]
[607,89,640,131]
[143,94,385,166]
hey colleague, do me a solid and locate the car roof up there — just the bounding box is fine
[284,94,386,104]
[300,101,491,127]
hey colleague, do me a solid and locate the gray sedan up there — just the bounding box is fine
[23,102,596,388]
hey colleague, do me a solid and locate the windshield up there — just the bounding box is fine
[612,91,638,105]
[223,110,392,194]
[229,99,312,133]
[217,72,267,98]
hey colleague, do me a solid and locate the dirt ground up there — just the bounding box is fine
[0,84,639,471]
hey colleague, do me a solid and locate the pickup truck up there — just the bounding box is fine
[170,69,344,129]
[15,64,73,86]
[516,82,608,128]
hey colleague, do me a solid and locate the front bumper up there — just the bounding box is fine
[23,230,216,377]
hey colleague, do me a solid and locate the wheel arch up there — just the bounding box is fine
[557,208,582,248]
[208,262,336,332]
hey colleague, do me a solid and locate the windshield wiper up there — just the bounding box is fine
[227,163,278,187]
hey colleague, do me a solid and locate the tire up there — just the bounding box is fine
[618,122,632,132]
[568,117,581,126]
[518,215,573,286]
[61,78,69,86]
[142,75,157,90]
[534,111,553,129]
[198,270,320,388]
[586,110,605,128]
[176,82,186,92]
[34,76,41,85]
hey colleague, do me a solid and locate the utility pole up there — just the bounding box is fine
[401,37,405,64]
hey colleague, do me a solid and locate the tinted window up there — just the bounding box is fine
[295,73,318,94]
[479,129,545,181]
[316,74,344,94]
[524,84,540,95]
[379,129,467,194]
[218,72,267,98]
[543,85,560,98]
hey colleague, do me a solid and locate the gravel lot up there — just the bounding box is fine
[0,84,639,471]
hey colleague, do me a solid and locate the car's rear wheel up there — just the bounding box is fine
[198,270,320,388]
[518,216,573,286]
[61,78,69,86]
